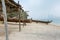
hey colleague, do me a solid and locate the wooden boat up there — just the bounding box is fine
[32,20,52,24]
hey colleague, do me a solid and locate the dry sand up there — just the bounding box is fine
[0,22,60,40]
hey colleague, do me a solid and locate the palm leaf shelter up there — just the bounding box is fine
[0,0,29,40]
[0,0,29,23]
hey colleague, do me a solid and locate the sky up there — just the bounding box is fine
[14,0,60,23]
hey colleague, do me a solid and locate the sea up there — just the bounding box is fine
[39,18,60,26]
[46,20,60,26]
[50,18,60,26]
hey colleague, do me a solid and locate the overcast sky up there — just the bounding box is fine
[14,0,60,21]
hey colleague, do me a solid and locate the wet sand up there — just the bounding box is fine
[0,22,60,40]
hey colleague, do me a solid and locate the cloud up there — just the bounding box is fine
[14,0,60,20]
[50,2,60,17]
[28,0,44,6]
[18,0,45,19]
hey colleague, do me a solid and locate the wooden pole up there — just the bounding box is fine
[1,0,9,40]
[23,12,26,27]
[18,1,21,32]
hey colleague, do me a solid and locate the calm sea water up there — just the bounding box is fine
[47,17,60,25]
[39,18,60,26]
[51,18,60,26]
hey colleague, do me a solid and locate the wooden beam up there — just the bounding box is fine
[0,16,31,23]
[6,0,17,7]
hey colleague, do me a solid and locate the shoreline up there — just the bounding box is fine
[49,22,60,26]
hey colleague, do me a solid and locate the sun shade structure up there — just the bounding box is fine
[0,0,30,23]
[0,0,22,13]
[1,0,23,40]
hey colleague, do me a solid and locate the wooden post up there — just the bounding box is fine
[23,12,26,26]
[18,1,21,32]
[1,0,9,40]
[22,12,25,27]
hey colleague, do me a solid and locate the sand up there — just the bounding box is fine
[0,22,60,40]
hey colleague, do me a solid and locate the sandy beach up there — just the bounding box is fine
[0,22,60,40]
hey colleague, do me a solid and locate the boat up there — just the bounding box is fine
[32,20,52,24]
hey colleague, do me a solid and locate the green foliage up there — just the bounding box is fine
[7,12,18,18]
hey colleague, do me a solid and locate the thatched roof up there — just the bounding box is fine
[0,0,22,13]
[0,0,29,22]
